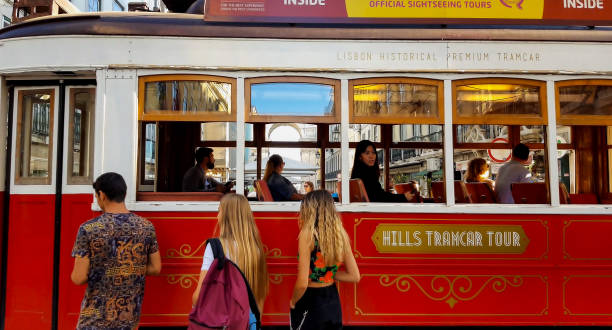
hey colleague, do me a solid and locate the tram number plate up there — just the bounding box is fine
[371,224,529,254]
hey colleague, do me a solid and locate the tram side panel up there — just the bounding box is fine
[5,194,56,330]
[53,209,612,328]
[56,194,95,330]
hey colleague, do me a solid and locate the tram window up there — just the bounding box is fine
[391,149,442,199]
[393,124,442,143]
[246,77,340,123]
[456,125,508,144]
[558,83,612,120]
[555,81,612,204]
[15,90,54,185]
[265,123,317,142]
[253,148,321,197]
[139,75,235,122]
[454,79,546,125]
[67,88,95,185]
[350,79,442,124]
[520,125,545,144]
[201,122,253,141]
[329,124,381,143]
[140,122,157,187]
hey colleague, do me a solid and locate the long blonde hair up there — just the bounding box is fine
[263,154,283,182]
[298,190,350,266]
[216,194,269,309]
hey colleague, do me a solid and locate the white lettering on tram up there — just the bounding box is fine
[382,230,520,248]
[564,0,604,9]
[283,0,326,6]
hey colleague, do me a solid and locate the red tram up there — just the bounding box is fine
[1,5,612,329]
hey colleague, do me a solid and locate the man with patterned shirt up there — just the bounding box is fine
[71,172,162,330]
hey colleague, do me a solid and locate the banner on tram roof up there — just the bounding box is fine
[204,0,612,25]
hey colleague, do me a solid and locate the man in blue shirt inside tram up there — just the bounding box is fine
[182,147,233,193]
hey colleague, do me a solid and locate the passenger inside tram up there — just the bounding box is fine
[182,147,234,193]
[465,158,494,189]
[494,143,535,204]
[303,181,314,194]
[263,154,304,201]
[351,140,416,203]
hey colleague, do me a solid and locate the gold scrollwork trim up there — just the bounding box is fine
[166,274,199,289]
[166,241,207,259]
[355,274,548,316]
[563,220,612,261]
[379,275,523,308]
[353,217,549,260]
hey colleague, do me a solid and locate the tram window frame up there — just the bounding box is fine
[15,89,55,185]
[554,80,612,203]
[452,78,548,126]
[556,79,612,126]
[138,74,237,122]
[245,76,341,124]
[66,87,95,185]
[452,79,549,204]
[348,78,445,195]
[349,77,444,124]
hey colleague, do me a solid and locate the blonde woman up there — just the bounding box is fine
[289,190,360,329]
[192,194,269,313]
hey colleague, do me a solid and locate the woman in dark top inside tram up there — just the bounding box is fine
[351,140,416,203]
[264,154,304,201]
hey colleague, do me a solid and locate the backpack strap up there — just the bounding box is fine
[206,238,226,270]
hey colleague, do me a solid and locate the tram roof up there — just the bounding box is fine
[2,12,612,42]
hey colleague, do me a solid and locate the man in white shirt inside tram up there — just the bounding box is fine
[494,143,536,203]
[182,147,233,193]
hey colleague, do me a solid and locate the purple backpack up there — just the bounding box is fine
[188,238,261,330]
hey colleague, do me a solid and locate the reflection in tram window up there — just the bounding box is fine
[142,123,156,184]
[351,80,440,122]
[67,88,95,185]
[520,125,545,144]
[144,80,232,114]
[250,83,335,117]
[390,149,442,199]
[266,123,317,142]
[201,122,253,141]
[329,124,381,142]
[16,90,54,184]
[393,124,442,143]
[559,84,612,116]
[455,82,543,118]
[456,125,508,143]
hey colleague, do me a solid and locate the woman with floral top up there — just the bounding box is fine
[289,190,360,329]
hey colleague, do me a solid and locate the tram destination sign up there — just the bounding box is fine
[204,0,612,25]
[371,224,529,254]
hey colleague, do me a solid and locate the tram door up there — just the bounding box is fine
[3,85,96,330]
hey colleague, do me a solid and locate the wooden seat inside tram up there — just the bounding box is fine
[394,182,423,203]
[431,181,472,203]
[464,182,497,203]
[511,183,571,204]
[254,180,274,201]
[337,179,370,202]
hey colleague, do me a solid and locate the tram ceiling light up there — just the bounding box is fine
[458,84,523,91]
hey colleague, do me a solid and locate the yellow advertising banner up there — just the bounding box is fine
[371,223,529,254]
[345,0,545,19]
